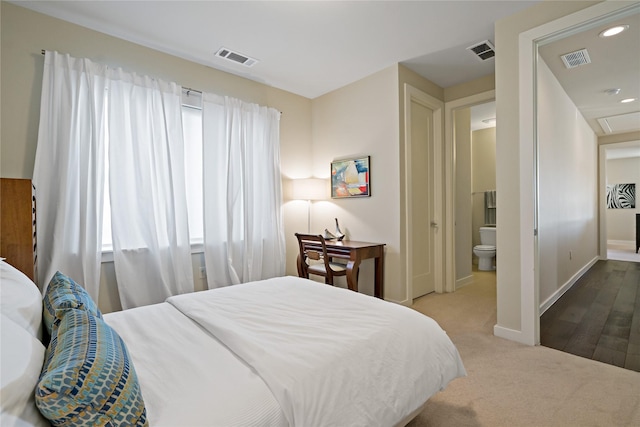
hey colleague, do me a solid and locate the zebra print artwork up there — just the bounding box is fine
[606,183,636,209]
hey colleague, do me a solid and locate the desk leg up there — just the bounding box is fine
[346,259,360,293]
[374,254,384,299]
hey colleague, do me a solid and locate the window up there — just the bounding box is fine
[182,103,204,245]
[101,89,204,252]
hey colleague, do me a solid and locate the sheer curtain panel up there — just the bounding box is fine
[202,94,285,288]
[33,51,107,299]
[33,51,194,308]
[108,72,194,309]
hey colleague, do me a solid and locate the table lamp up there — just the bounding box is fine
[292,178,326,233]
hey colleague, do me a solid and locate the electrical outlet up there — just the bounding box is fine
[199,267,206,278]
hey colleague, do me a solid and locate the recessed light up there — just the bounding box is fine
[482,118,496,125]
[604,88,621,96]
[620,98,637,103]
[599,25,629,37]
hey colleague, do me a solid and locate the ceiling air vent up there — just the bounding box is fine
[215,47,258,67]
[466,40,495,61]
[560,48,591,69]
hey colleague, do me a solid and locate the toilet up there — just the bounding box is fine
[473,226,496,271]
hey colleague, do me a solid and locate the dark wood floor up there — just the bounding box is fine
[540,259,640,372]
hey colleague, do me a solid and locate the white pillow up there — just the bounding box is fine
[0,314,50,427]
[0,261,43,340]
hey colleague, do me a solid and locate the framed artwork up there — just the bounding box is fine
[331,156,370,198]
[606,183,636,209]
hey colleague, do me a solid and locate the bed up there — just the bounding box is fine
[1,259,465,426]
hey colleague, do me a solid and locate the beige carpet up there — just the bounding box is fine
[407,270,640,427]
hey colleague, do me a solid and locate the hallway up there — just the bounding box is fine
[540,260,640,372]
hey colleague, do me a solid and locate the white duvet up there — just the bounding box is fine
[105,302,288,426]
[167,276,466,427]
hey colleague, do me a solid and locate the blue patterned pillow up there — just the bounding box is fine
[35,308,148,426]
[43,272,102,335]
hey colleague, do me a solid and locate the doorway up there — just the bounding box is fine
[533,2,640,346]
[443,90,496,292]
[599,141,640,263]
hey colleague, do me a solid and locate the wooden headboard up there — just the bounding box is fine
[1,178,37,282]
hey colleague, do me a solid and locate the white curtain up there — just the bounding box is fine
[34,51,194,308]
[108,71,194,309]
[202,94,285,288]
[33,52,107,298]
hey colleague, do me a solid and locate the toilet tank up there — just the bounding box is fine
[479,227,496,246]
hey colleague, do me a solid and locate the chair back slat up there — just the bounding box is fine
[295,233,346,285]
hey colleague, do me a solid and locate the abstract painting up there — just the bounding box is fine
[331,156,370,198]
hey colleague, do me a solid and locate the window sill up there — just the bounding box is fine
[100,242,205,263]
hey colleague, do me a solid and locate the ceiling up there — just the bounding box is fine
[538,7,640,137]
[14,0,538,98]
[11,1,640,143]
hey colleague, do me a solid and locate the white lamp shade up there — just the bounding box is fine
[292,178,326,201]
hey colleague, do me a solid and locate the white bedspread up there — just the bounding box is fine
[168,276,465,427]
[104,302,288,426]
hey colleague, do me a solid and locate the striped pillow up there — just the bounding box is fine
[35,308,148,426]
[43,272,102,335]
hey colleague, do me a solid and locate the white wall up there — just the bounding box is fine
[606,156,640,241]
[537,59,598,307]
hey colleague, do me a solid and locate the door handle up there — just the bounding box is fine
[431,221,439,228]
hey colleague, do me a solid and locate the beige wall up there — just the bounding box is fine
[537,59,598,307]
[444,74,494,103]
[494,0,601,342]
[605,157,640,241]
[310,64,449,303]
[1,2,312,312]
[311,65,402,300]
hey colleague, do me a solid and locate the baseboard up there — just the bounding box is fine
[607,239,634,246]
[493,324,525,343]
[538,255,599,316]
[456,274,474,290]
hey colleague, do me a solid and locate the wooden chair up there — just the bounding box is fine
[295,233,347,285]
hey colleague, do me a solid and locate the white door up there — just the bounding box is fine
[410,100,436,298]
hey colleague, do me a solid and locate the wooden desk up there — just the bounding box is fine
[297,240,385,298]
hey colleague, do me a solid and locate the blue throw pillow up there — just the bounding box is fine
[35,308,148,426]
[43,271,102,335]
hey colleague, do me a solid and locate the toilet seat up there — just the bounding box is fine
[474,245,496,251]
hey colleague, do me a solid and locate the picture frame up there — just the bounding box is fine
[606,183,636,209]
[331,156,370,198]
